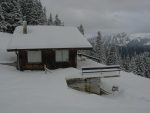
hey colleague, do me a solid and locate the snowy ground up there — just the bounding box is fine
[0,32,150,113]
[0,57,150,113]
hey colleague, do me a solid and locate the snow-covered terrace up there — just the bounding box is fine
[0,57,150,113]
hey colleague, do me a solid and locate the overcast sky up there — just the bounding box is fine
[41,0,150,35]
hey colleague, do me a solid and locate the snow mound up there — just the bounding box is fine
[0,32,16,63]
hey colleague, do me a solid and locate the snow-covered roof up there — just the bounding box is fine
[7,26,92,51]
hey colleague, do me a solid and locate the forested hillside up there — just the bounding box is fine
[83,32,150,78]
[0,0,63,33]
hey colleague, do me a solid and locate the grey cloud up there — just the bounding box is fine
[41,0,150,34]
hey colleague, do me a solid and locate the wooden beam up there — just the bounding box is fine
[7,47,92,52]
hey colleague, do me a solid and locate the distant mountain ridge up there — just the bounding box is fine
[129,33,150,40]
[105,33,150,47]
[88,32,150,48]
[111,33,150,46]
[127,33,150,47]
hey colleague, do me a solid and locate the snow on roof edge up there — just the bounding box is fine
[7,26,92,50]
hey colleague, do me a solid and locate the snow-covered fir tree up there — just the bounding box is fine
[54,14,63,26]
[95,31,102,62]
[136,53,150,77]
[0,0,22,33]
[136,55,144,76]
[42,7,47,24]
[19,0,34,24]
[34,0,47,25]
[121,55,131,71]
[95,31,106,63]
[0,5,7,32]
[106,44,119,65]
[142,57,150,78]
[78,24,84,35]
[48,13,53,25]
[19,0,47,25]
[129,55,137,73]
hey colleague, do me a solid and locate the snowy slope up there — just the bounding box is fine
[0,58,150,113]
[0,32,16,63]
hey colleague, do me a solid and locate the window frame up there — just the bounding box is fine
[27,50,42,63]
[55,50,69,62]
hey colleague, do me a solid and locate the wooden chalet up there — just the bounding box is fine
[7,22,92,71]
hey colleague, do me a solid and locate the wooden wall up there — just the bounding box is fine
[18,49,77,71]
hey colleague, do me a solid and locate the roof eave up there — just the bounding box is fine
[7,47,93,52]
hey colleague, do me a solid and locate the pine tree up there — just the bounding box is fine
[0,5,7,32]
[107,44,119,65]
[54,14,63,26]
[146,56,150,78]
[134,55,143,76]
[0,0,22,33]
[105,45,110,64]
[78,24,84,35]
[19,0,35,24]
[95,31,102,62]
[129,56,137,74]
[35,0,47,25]
[95,31,106,64]
[43,7,47,24]
[48,13,53,25]
[122,55,130,71]
[142,57,149,77]
[137,53,150,77]
[19,0,47,25]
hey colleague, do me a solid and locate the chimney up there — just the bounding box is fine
[23,21,27,34]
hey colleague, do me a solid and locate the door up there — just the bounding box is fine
[43,50,55,69]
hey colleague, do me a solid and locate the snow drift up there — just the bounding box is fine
[0,32,16,63]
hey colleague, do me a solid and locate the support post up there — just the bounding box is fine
[16,51,20,70]
[99,77,101,95]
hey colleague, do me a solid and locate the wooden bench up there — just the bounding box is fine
[82,65,121,76]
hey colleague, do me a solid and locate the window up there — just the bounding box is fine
[27,51,42,63]
[56,50,69,62]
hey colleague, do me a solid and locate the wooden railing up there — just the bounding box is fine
[78,53,121,76]
[78,53,101,62]
[81,66,121,76]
